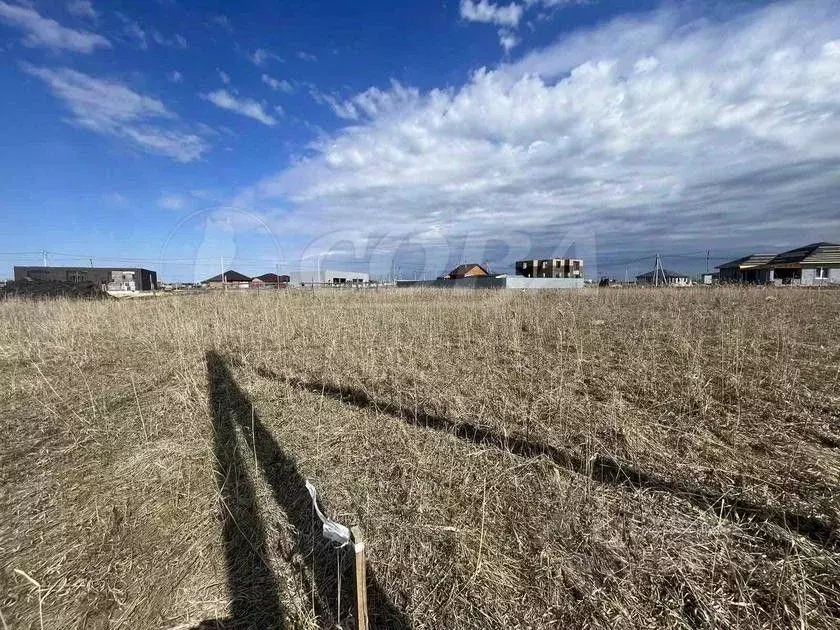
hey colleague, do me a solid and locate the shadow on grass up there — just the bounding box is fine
[253,365,838,552]
[195,356,284,629]
[204,352,411,630]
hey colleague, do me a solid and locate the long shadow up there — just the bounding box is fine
[203,355,284,628]
[207,352,412,630]
[253,366,838,552]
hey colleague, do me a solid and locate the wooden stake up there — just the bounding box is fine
[351,526,368,630]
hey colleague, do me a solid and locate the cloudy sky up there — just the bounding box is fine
[1,0,839,281]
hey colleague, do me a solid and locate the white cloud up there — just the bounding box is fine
[238,0,840,268]
[114,14,184,50]
[24,64,167,119]
[462,0,584,50]
[157,193,187,210]
[460,0,523,28]
[528,0,583,6]
[101,192,127,205]
[218,69,230,84]
[121,127,208,161]
[116,13,147,49]
[208,14,232,32]
[249,48,282,66]
[0,0,110,52]
[261,74,293,93]
[202,89,277,126]
[66,1,97,19]
[151,29,187,48]
[296,50,317,61]
[317,80,420,121]
[24,65,208,162]
[312,90,357,120]
[167,70,182,83]
[499,29,519,52]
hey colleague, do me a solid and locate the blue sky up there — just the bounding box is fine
[1,0,839,281]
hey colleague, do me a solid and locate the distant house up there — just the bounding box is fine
[636,268,691,286]
[716,254,775,283]
[516,258,583,278]
[717,243,840,285]
[202,270,251,289]
[760,242,840,285]
[256,273,290,285]
[442,263,490,279]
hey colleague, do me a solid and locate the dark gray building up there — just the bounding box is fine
[716,254,775,283]
[14,266,158,291]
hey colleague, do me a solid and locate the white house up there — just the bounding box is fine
[635,268,692,286]
[287,269,370,285]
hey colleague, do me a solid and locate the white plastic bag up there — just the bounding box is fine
[305,479,351,546]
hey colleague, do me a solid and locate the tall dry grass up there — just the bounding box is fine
[0,287,838,628]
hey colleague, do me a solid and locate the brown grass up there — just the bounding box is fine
[0,286,838,629]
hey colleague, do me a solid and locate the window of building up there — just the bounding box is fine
[815,267,829,280]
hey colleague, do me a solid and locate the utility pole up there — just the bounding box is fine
[706,250,710,273]
[276,262,280,290]
[654,255,658,287]
[654,254,666,286]
[220,256,225,290]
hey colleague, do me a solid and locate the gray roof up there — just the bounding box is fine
[255,273,289,282]
[716,253,775,269]
[636,268,689,280]
[202,270,251,283]
[762,242,840,267]
[801,243,840,265]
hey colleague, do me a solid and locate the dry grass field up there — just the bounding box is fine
[0,287,838,629]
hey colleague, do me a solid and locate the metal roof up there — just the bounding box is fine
[802,243,840,265]
[716,254,775,269]
[202,270,251,283]
[255,273,289,282]
[445,263,490,278]
[760,242,840,267]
